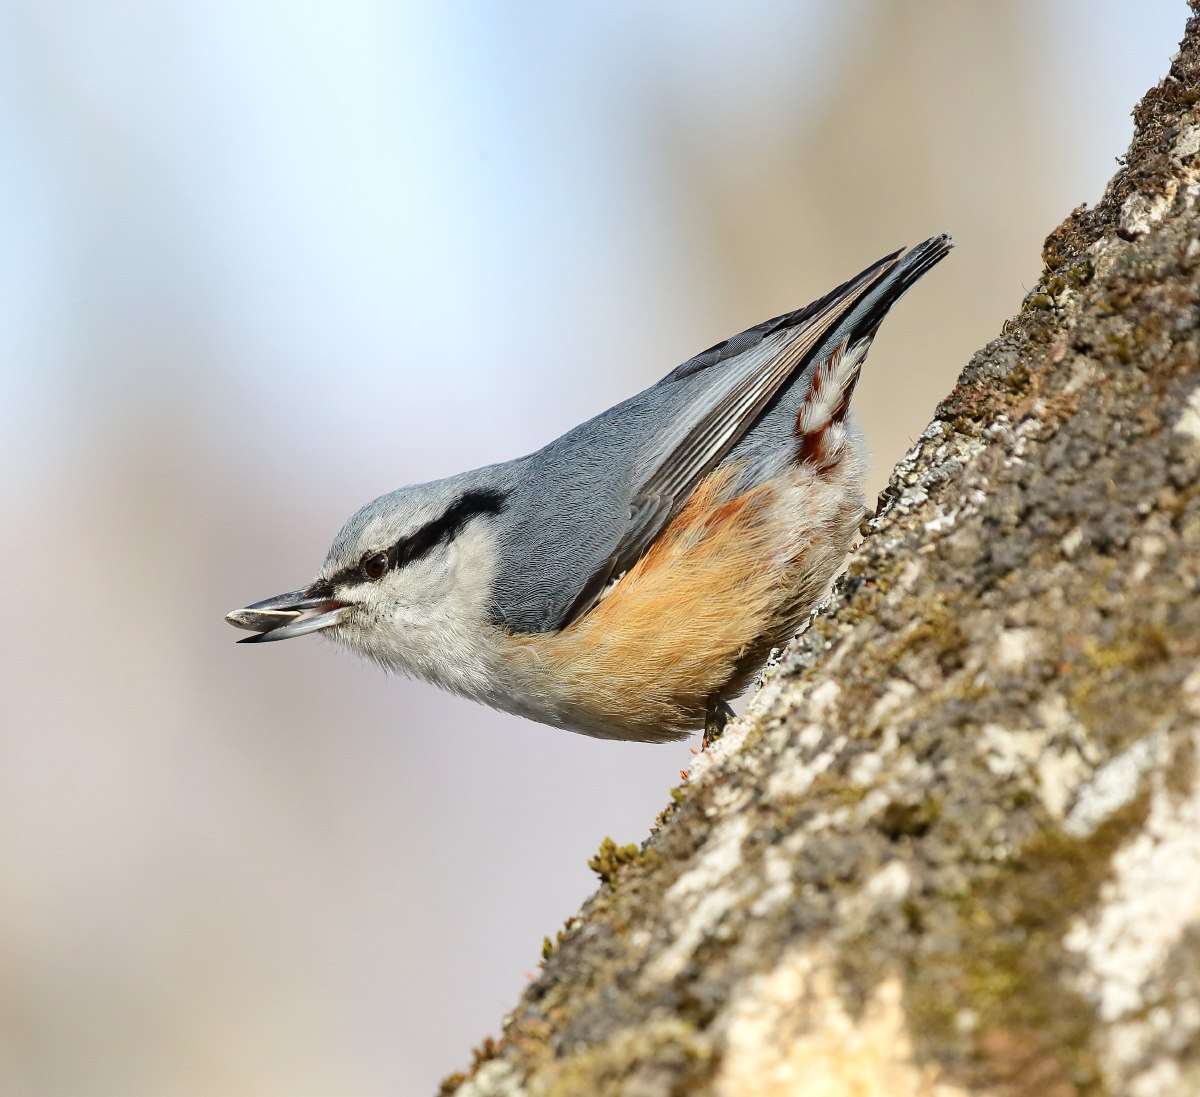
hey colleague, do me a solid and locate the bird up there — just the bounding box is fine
[227,234,952,743]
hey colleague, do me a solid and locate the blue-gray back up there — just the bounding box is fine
[485,235,953,633]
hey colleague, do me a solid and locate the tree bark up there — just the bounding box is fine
[446,8,1200,1095]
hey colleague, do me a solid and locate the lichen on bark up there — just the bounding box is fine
[447,7,1200,1095]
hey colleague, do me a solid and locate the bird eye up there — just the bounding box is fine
[360,552,389,581]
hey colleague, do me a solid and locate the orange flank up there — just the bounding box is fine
[502,455,860,741]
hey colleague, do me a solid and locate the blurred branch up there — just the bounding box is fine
[448,5,1200,1094]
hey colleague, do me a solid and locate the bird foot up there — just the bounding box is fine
[702,699,736,749]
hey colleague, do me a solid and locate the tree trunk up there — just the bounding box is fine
[446,8,1200,1095]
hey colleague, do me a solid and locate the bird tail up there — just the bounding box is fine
[795,233,953,468]
[829,233,955,350]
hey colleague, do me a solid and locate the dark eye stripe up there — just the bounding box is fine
[325,488,507,589]
[388,489,504,569]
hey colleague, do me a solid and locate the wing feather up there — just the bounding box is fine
[554,254,896,627]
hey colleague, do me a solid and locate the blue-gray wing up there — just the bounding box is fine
[490,235,953,633]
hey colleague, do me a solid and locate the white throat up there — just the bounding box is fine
[329,521,505,702]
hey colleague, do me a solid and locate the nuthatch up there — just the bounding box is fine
[227,235,952,742]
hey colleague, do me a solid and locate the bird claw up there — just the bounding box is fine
[702,699,735,749]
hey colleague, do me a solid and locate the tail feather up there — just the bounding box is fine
[795,337,870,472]
[832,233,954,349]
[794,233,953,473]
[797,337,870,436]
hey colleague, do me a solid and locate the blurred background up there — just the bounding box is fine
[0,1,1188,1093]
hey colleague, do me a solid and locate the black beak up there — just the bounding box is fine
[225,586,352,643]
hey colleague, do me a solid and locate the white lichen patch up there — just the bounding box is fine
[1063,729,1167,839]
[847,747,885,787]
[979,722,1045,780]
[1184,666,1200,718]
[1060,526,1085,558]
[1119,182,1177,238]
[1064,752,1200,1021]
[700,772,753,817]
[885,422,988,523]
[994,627,1040,671]
[455,1057,523,1097]
[868,680,918,728]
[1063,353,1102,396]
[1175,123,1200,161]
[976,696,1101,820]
[999,415,1042,468]
[1175,384,1200,443]
[645,816,752,983]
[746,649,845,743]
[764,736,839,802]
[758,683,846,801]
[1129,532,1168,585]
[1041,693,1103,763]
[1027,693,1100,819]
[1064,731,1200,1089]
[847,722,901,788]
[896,560,924,593]
[923,508,960,535]
[861,859,912,908]
[1036,745,1093,821]
[748,834,805,918]
[715,948,973,1097]
[1130,1058,1200,1097]
[806,680,843,722]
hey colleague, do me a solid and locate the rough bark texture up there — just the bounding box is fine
[445,10,1200,1096]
